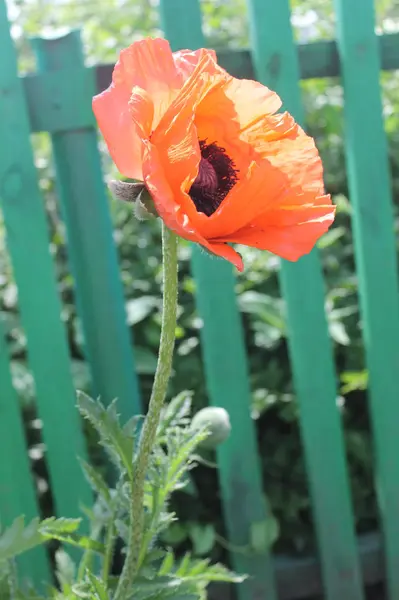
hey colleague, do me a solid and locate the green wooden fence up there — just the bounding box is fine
[1,0,399,598]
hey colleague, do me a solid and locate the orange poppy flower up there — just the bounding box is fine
[93,38,335,271]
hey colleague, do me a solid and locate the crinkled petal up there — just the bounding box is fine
[142,142,242,270]
[114,38,183,128]
[154,49,228,140]
[174,48,217,79]
[243,120,325,195]
[195,160,287,239]
[194,78,282,176]
[253,195,334,228]
[223,78,282,127]
[203,242,244,271]
[128,86,154,140]
[137,50,229,227]
[194,83,255,174]
[93,38,186,180]
[93,83,144,180]
[142,141,199,240]
[214,211,335,262]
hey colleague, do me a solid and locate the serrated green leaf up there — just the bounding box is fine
[43,532,105,555]
[0,516,80,563]
[77,392,135,479]
[191,563,245,584]
[79,459,112,504]
[163,428,209,498]
[175,554,192,577]
[0,517,42,562]
[128,575,198,600]
[159,551,175,575]
[174,554,245,584]
[159,391,193,435]
[71,581,92,598]
[40,517,81,535]
[86,571,110,600]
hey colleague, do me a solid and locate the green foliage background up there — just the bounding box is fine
[2,0,399,564]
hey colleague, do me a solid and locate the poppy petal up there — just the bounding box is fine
[215,212,335,262]
[174,48,218,79]
[195,160,287,239]
[128,86,154,140]
[154,49,228,140]
[139,50,229,228]
[204,242,244,271]
[93,38,186,180]
[194,78,282,175]
[194,83,255,174]
[142,140,243,270]
[253,196,335,228]
[142,141,200,240]
[92,83,144,180]
[115,38,183,128]
[244,119,325,195]
[223,78,282,127]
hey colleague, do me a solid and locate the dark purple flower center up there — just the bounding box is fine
[189,140,239,216]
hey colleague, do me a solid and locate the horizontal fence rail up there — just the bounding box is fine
[24,32,399,135]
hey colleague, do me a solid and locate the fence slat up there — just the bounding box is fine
[0,0,91,518]
[23,33,399,136]
[159,2,278,599]
[31,32,141,423]
[245,1,364,598]
[0,322,50,585]
[333,1,399,598]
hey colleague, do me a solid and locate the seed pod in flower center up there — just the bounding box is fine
[189,140,239,217]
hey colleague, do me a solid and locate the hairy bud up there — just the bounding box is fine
[108,180,157,221]
[191,407,231,449]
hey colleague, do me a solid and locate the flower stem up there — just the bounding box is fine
[102,511,116,584]
[114,222,178,600]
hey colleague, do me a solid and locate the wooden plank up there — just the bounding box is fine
[23,32,399,135]
[159,2,278,599]
[24,68,96,133]
[333,1,399,598]
[32,32,141,423]
[0,0,91,519]
[0,322,50,585]
[245,1,364,598]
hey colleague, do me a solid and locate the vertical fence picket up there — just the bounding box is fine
[159,2,278,599]
[245,1,364,598]
[0,323,50,585]
[31,32,141,423]
[0,0,91,518]
[334,1,399,598]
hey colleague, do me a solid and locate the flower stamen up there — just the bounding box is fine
[189,140,239,216]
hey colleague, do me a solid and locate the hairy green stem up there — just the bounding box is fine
[102,512,116,584]
[114,222,178,600]
[77,521,102,581]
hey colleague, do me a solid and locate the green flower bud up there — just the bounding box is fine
[191,407,231,449]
